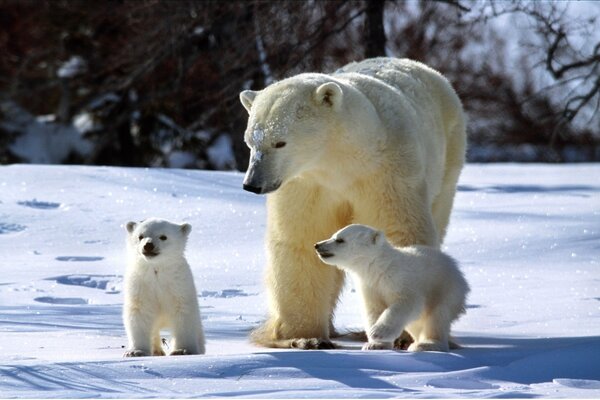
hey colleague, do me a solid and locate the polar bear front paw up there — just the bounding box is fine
[123,349,148,357]
[170,349,192,356]
[291,338,336,350]
[368,323,398,343]
[362,341,393,350]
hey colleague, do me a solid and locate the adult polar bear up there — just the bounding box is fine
[240,57,466,349]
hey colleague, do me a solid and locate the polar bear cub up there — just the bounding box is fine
[123,218,205,357]
[315,224,469,352]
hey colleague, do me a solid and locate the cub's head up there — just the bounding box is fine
[239,74,344,194]
[125,218,191,262]
[315,224,385,271]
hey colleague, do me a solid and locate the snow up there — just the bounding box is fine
[0,163,599,398]
[168,151,197,169]
[73,113,97,134]
[1,101,93,164]
[207,134,237,170]
[57,56,87,79]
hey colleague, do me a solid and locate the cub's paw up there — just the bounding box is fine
[362,341,393,351]
[170,349,192,356]
[368,324,398,342]
[407,341,448,352]
[291,338,336,350]
[123,349,147,357]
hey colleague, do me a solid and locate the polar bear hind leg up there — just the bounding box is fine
[408,307,452,352]
[431,111,466,243]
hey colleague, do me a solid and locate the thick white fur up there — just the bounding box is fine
[240,58,467,348]
[316,224,469,352]
[123,218,205,357]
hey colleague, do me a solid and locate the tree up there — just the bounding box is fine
[1,0,598,166]
[364,0,386,58]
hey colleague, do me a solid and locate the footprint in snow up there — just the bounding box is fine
[55,256,104,262]
[200,289,256,298]
[17,199,61,210]
[34,296,89,305]
[0,222,26,234]
[48,274,122,294]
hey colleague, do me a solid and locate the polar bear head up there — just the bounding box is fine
[125,218,191,262]
[314,224,385,271]
[240,74,344,194]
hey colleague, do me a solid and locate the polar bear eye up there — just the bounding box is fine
[160,235,167,241]
[273,141,287,149]
[335,238,345,244]
[138,235,144,240]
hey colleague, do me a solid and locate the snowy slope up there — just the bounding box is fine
[0,163,598,398]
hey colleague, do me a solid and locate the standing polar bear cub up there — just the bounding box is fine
[316,224,469,352]
[240,57,467,349]
[123,218,205,357]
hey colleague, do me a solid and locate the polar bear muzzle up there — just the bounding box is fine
[242,158,282,194]
[314,241,335,259]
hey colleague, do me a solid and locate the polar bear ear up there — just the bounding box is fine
[315,82,342,110]
[126,221,137,234]
[180,223,192,236]
[240,90,258,113]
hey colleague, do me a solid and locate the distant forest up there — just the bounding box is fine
[1,0,599,168]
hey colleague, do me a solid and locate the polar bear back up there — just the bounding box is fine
[333,58,464,202]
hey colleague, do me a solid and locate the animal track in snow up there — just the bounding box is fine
[34,296,89,305]
[199,289,256,298]
[17,199,61,210]
[48,274,122,294]
[55,256,104,262]
[0,222,26,234]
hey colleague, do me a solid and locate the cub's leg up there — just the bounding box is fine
[358,283,387,348]
[169,307,205,355]
[363,299,422,351]
[123,308,154,357]
[407,307,451,352]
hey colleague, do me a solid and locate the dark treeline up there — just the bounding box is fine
[1,0,599,168]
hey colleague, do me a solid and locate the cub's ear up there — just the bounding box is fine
[240,90,258,113]
[315,82,342,110]
[180,223,192,236]
[126,221,137,234]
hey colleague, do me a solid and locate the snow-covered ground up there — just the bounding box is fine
[0,163,598,398]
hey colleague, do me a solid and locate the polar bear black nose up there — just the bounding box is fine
[144,242,155,252]
[243,184,262,194]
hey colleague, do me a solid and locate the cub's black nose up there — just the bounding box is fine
[143,242,154,252]
[243,184,262,194]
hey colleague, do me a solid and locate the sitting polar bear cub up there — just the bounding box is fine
[123,218,205,357]
[315,224,469,352]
